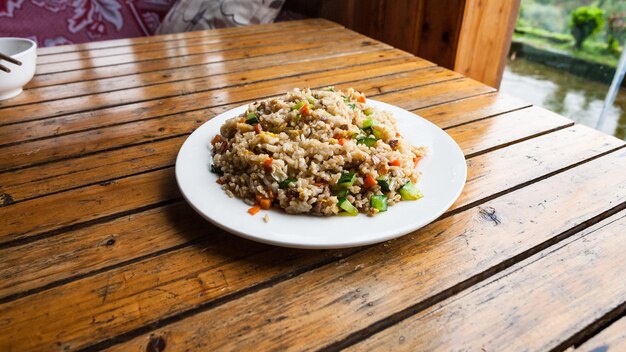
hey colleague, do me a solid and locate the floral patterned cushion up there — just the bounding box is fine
[0,0,175,47]
[156,0,285,34]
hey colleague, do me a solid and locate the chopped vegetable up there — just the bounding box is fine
[338,197,358,216]
[364,174,377,188]
[357,136,377,147]
[248,205,261,215]
[254,123,262,134]
[337,172,356,188]
[334,188,349,198]
[370,195,388,212]
[338,138,346,146]
[389,159,401,167]
[263,157,273,173]
[363,108,374,116]
[395,132,401,137]
[210,164,223,175]
[413,157,421,168]
[211,135,224,146]
[259,198,272,210]
[300,103,311,116]
[399,181,423,200]
[348,103,356,110]
[279,178,297,189]
[308,97,315,104]
[246,112,259,125]
[342,95,349,103]
[372,127,383,139]
[292,101,306,110]
[358,96,366,103]
[362,118,376,129]
[326,87,335,92]
[377,176,391,192]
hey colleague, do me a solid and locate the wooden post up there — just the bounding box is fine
[454,0,521,88]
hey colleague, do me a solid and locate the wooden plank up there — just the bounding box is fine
[452,124,624,210]
[7,31,379,107]
[447,106,573,158]
[375,76,495,111]
[36,19,340,56]
[98,148,626,352]
[0,104,567,246]
[28,31,377,89]
[0,64,455,169]
[0,52,422,127]
[413,92,530,129]
[35,22,343,65]
[1,88,504,204]
[0,124,621,302]
[348,211,626,352]
[3,129,623,352]
[454,0,521,88]
[417,0,466,69]
[576,316,626,352]
[33,25,347,75]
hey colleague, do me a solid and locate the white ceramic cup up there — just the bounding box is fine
[0,38,37,100]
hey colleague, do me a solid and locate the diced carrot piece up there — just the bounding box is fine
[395,132,401,137]
[248,205,261,215]
[300,103,310,116]
[413,157,421,168]
[338,138,345,146]
[358,96,366,103]
[211,134,223,146]
[389,159,401,167]
[263,157,273,172]
[364,175,377,188]
[259,198,271,210]
[254,123,262,134]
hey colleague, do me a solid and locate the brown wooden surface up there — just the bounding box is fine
[283,0,518,87]
[1,19,625,351]
[454,0,521,88]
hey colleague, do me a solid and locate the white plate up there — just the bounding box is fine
[176,100,466,249]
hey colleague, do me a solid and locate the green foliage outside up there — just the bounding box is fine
[569,6,604,49]
[515,0,626,67]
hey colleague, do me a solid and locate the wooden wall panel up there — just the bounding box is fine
[282,0,519,87]
[454,0,521,88]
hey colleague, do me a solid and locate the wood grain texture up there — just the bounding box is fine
[454,0,521,88]
[103,149,626,352]
[2,19,624,352]
[33,21,342,75]
[0,123,620,303]
[35,18,340,56]
[2,124,620,352]
[0,66,462,170]
[0,105,569,246]
[7,31,379,107]
[576,316,626,352]
[0,89,514,204]
[348,210,626,351]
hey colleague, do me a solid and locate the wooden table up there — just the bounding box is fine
[1,19,625,352]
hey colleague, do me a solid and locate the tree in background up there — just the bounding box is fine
[569,6,605,49]
[607,13,626,53]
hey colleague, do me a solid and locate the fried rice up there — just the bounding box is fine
[210,87,427,216]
